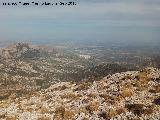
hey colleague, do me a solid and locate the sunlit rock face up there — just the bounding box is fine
[0,67,159,120]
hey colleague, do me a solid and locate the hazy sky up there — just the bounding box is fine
[0,0,160,45]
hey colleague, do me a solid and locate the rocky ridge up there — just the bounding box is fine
[0,67,159,120]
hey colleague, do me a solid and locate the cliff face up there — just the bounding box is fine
[0,67,159,120]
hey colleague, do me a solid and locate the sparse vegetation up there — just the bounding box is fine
[125,104,144,116]
[121,88,133,98]
[86,101,99,113]
[0,43,160,119]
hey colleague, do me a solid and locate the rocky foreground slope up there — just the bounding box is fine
[0,67,159,120]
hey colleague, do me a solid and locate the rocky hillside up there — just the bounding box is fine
[0,67,159,120]
[0,43,53,100]
[0,43,135,99]
[1,43,41,59]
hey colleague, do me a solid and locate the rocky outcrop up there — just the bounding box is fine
[1,43,30,59]
[0,43,46,60]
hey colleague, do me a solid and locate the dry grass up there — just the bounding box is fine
[108,96,121,105]
[79,107,88,114]
[9,93,17,100]
[82,118,89,120]
[52,85,68,91]
[137,70,151,81]
[134,71,150,91]
[39,106,49,114]
[54,106,65,119]
[6,116,17,120]
[123,75,132,80]
[87,93,97,98]
[116,108,126,115]
[61,93,81,100]
[26,107,34,112]
[0,91,10,100]
[75,82,92,91]
[144,107,154,115]
[98,112,108,119]
[107,109,117,119]
[125,104,144,116]
[86,101,99,113]
[54,106,74,120]
[0,114,6,119]
[63,110,75,120]
[121,88,133,98]
[154,85,160,93]
[38,116,50,120]
[135,80,149,91]
[138,71,148,80]
[82,97,93,104]
[40,94,52,101]
[99,94,109,101]
[99,94,121,105]
[0,99,11,108]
